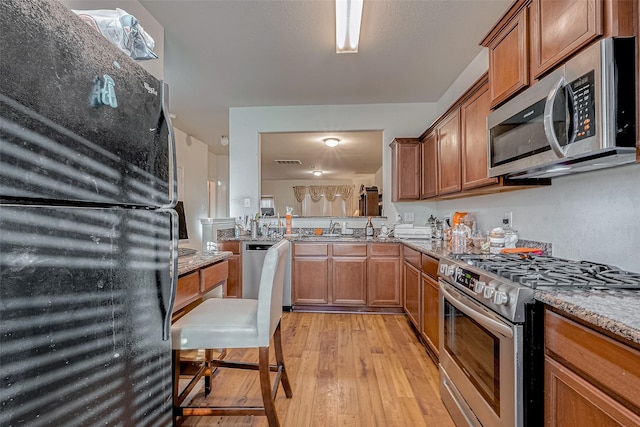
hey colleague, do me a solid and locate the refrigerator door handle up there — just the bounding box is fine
[161,80,178,208]
[162,208,179,341]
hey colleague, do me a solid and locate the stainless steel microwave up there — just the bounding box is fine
[488,38,636,179]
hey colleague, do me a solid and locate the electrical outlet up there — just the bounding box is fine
[404,212,414,222]
[244,198,251,208]
[503,211,513,228]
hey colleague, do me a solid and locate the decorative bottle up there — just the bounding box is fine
[366,216,374,238]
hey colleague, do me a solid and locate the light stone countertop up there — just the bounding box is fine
[534,289,640,345]
[177,251,232,277]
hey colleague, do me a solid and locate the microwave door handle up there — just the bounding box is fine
[543,77,569,158]
[439,281,514,339]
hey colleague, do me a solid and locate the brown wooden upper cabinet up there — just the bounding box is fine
[481,0,634,108]
[484,2,530,108]
[390,138,421,201]
[436,110,462,195]
[460,80,498,189]
[420,131,438,199]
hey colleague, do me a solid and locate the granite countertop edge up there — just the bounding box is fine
[534,289,640,345]
[177,251,232,276]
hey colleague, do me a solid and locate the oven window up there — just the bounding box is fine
[444,299,501,414]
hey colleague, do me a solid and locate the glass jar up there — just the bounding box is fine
[489,227,505,254]
[451,223,470,254]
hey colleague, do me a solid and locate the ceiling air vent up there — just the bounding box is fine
[274,160,302,165]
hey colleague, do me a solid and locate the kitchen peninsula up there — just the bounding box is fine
[173,251,232,321]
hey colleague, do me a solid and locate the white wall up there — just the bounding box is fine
[432,164,640,271]
[229,103,439,222]
[208,152,229,218]
[174,128,208,250]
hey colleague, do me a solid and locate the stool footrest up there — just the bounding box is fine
[211,359,280,373]
[177,406,266,417]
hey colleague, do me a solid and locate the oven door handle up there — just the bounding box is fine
[439,281,514,339]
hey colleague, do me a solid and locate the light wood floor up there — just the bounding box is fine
[179,312,455,427]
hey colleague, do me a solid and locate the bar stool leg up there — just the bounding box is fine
[259,346,280,427]
[273,322,292,398]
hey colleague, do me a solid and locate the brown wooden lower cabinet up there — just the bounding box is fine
[292,242,401,309]
[403,261,421,329]
[216,241,242,298]
[292,243,329,305]
[421,273,439,357]
[544,308,640,426]
[331,244,367,305]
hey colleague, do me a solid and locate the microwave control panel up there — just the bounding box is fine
[571,70,595,142]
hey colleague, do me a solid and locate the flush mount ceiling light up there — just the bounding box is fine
[323,137,340,147]
[312,170,323,176]
[335,0,363,53]
[220,135,229,146]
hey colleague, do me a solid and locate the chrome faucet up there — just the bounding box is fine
[329,220,341,235]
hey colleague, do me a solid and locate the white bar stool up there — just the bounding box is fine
[171,239,292,426]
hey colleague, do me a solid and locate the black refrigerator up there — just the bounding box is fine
[1,1,177,425]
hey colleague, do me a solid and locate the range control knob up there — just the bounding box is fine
[483,286,495,300]
[448,265,456,277]
[439,264,452,277]
[473,281,486,294]
[493,291,509,305]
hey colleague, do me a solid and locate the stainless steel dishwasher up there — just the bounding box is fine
[242,241,292,308]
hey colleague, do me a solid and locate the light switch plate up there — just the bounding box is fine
[244,198,251,208]
[404,212,414,222]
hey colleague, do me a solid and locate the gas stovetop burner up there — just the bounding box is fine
[457,254,640,290]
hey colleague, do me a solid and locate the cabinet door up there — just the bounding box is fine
[292,257,329,304]
[461,81,498,190]
[403,261,421,329]
[217,241,242,298]
[391,138,421,201]
[332,257,367,305]
[531,0,602,78]
[487,6,529,107]
[224,254,242,298]
[368,257,401,307]
[545,356,640,426]
[421,273,439,357]
[421,131,438,199]
[437,110,461,195]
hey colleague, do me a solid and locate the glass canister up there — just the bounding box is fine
[451,223,470,254]
[489,227,505,254]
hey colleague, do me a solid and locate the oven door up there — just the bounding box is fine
[439,280,523,427]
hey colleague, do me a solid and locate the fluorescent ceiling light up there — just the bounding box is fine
[336,0,363,53]
[313,170,323,176]
[323,137,340,147]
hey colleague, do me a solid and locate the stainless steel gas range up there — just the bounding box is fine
[437,253,640,427]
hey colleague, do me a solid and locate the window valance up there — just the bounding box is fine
[292,185,354,203]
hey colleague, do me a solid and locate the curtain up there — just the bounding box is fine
[293,185,355,216]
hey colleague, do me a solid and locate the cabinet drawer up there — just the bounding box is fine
[403,246,420,268]
[421,254,439,279]
[201,260,228,293]
[217,240,240,254]
[293,243,328,256]
[176,271,200,309]
[369,243,400,256]
[545,309,640,412]
[332,243,367,257]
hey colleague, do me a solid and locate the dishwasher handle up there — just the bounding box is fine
[245,243,274,251]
